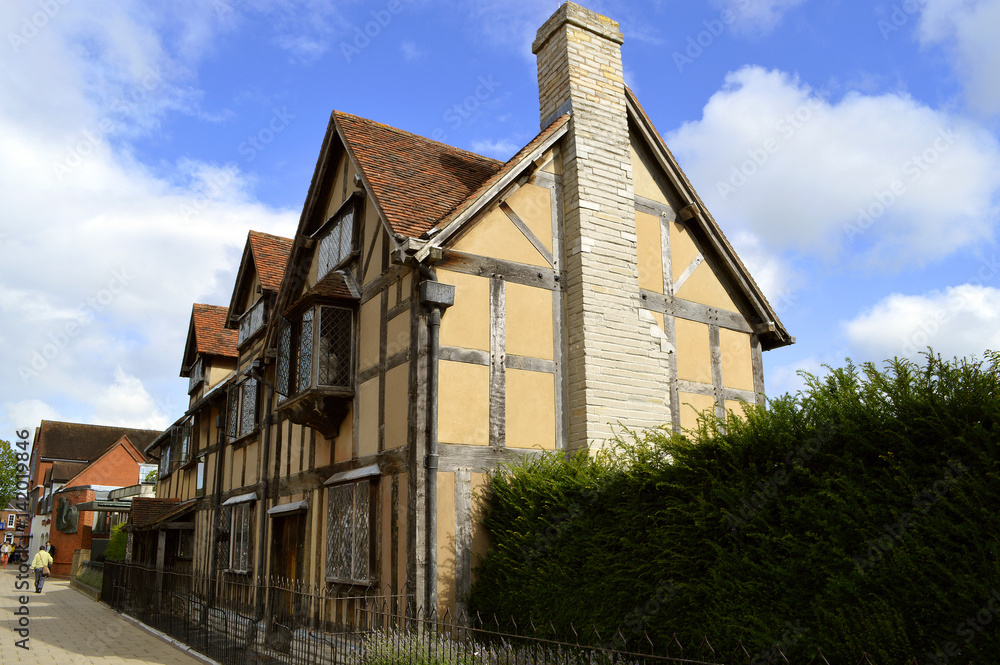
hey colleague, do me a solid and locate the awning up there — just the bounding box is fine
[222,492,257,506]
[324,464,380,486]
[73,500,132,512]
[268,500,308,517]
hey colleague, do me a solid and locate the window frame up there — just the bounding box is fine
[227,377,260,443]
[314,194,363,282]
[325,478,377,586]
[277,305,355,402]
[229,502,253,573]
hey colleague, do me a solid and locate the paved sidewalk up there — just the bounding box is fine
[0,568,207,665]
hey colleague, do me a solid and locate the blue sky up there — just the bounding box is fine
[1,0,999,440]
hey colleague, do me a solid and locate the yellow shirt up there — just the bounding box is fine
[30,550,53,570]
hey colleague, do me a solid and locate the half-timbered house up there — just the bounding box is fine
[146,1,791,624]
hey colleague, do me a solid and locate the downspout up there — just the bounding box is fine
[253,368,274,620]
[208,409,227,608]
[417,261,454,617]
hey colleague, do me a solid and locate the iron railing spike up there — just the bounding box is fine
[671,633,684,658]
[643,630,655,655]
[699,635,716,658]
[776,643,790,663]
[732,639,751,665]
[569,622,578,645]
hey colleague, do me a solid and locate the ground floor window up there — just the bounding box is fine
[217,500,255,573]
[326,479,374,584]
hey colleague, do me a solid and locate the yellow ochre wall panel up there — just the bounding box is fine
[452,206,549,268]
[670,222,701,284]
[505,369,556,450]
[719,329,755,392]
[675,318,712,385]
[438,361,489,445]
[505,282,553,360]
[675,262,739,313]
[386,309,409,358]
[679,391,716,431]
[364,226,383,285]
[359,298,381,370]
[505,183,553,253]
[635,210,664,293]
[630,144,670,205]
[384,362,409,449]
[334,411,353,463]
[438,271,490,351]
[436,471,456,619]
[358,377,379,458]
[725,400,747,421]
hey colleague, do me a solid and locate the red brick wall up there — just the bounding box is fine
[47,487,94,577]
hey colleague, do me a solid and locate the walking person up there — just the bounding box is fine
[0,542,10,569]
[29,545,53,593]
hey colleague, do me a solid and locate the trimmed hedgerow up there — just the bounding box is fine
[468,353,1000,663]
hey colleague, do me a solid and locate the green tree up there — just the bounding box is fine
[0,440,20,510]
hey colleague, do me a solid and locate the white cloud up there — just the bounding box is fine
[714,0,808,35]
[470,138,520,159]
[668,66,1000,267]
[843,281,1000,361]
[765,355,832,399]
[1,400,62,437]
[0,3,297,438]
[91,367,170,430]
[917,0,1000,116]
[727,231,799,313]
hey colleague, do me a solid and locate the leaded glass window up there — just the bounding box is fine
[239,378,257,437]
[297,309,314,393]
[326,480,371,582]
[227,385,239,441]
[276,317,292,398]
[317,206,355,281]
[231,502,254,571]
[318,306,352,388]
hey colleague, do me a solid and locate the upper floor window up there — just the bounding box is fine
[315,195,362,282]
[227,377,259,442]
[238,297,270,346]
[187,357,204,394]
[276,306,353,399]
[158,420,192,479]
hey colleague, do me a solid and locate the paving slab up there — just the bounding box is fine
[0,569,210,665]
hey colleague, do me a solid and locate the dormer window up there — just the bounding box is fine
[187,357,204,394]
[315,194,363,282]
[238,296,270,346]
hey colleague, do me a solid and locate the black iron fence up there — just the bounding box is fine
[101,562,877,665]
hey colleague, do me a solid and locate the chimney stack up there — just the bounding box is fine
[533,3,672,449]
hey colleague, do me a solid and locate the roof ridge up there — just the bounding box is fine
[248,229,294,243]
[39,420,160,433]
[333,110,502,168]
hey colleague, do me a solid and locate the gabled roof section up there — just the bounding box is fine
[250,231,294,292]
[60,435,145,489]
[46,461,88,484]
[334,111,503,239]
[417,112,571,259]
[226,230,293,326]
[625,88,792,350]
[33,421,161,463]
[181,304,238,374]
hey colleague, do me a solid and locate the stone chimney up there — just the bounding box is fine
[533,3,672,448]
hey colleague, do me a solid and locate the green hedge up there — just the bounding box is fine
[104,523,127,561]
[468,353,1000,663]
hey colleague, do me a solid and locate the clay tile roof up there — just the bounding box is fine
[33,421,160,463]
[191,304,238,358]
[285,270,360,315]
[130,497,181,529]
[334,111,503,239]
[248,231,294,292]
[48,461,88,483]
